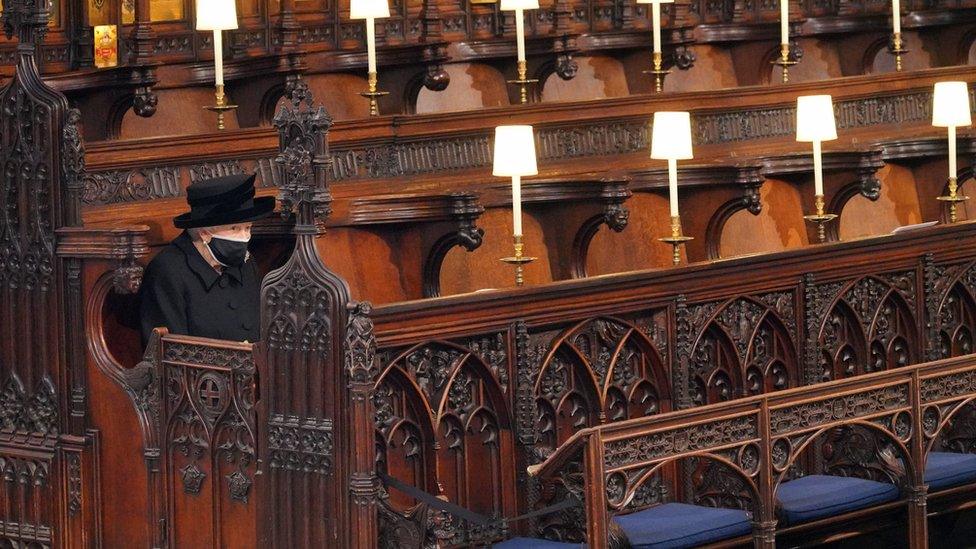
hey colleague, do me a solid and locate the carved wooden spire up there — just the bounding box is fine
[258,78,378,548]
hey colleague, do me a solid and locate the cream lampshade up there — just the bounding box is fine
[796,94,837,203]
[493,125,538,177]
[651,111,693,160]
[933,81,972,128]
[796,95,837,142]
[351,0,390,19]
[500,0,540,10]
[494,125,537,238]
[196,0,238,30]
[651,111,693,218]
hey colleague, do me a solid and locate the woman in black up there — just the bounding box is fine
[139,173,274,345]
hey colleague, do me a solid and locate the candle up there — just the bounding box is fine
[813,140,824,196]
[668,158,679,217]
[949,125,958,179]
[512,175,523,236]
[515,8,526,62]
[892,0,901,35]
[366,18,377,74]
[213,30,224,87]
[652,2,662,54]
[780,0,789,46]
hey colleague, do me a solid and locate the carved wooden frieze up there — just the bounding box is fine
[374,335,513,548]
[768,384,910,436]
[83,88,966,206]
[804,271,920,384]
[0,372,59,437]
[602,415,759,470]
[533,315,671,455]
[680,292,798,406]
[267,414,335,474]
[928,259,976,360]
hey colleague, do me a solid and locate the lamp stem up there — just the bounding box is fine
[812,140,824,196]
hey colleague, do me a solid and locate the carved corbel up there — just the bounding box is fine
[423,43,451,92]
[671,44,696,71]
[133,85,158,118]
[571,179,631,278]
[423,193,486,298]
[705,185,762,260]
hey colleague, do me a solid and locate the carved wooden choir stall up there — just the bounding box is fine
[6,0,976,547]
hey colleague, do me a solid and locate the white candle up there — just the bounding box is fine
[515,8,526,62]
[652,2,662,54]
[213,30,224,87]
[366,17,377,73]
[813,140,824,196]
[780,0,789,46]
[512,175,523,236]
[668,158,679,217]
[892,0,901,35]
[949,125,958,179]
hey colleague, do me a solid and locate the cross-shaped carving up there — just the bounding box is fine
[198,378,222,411]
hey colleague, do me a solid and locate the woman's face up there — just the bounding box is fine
[201,222,252,242]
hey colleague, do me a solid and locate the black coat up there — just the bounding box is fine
[139,231,261,345]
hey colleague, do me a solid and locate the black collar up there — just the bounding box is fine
[173,231,244,289]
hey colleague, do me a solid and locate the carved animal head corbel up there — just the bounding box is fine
[112,259,144,295]
[858,169,882,201]
[672,45,697,71]
[133,86,158,118]
[450,193,486,251]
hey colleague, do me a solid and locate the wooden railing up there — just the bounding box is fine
[529,353,976,547]
[364,219,976,545]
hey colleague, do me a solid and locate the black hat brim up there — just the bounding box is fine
[173,196,276,229]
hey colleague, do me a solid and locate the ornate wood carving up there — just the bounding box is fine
[374,336,513,547]
[83,80,963,206]
[809,273,920,384]
[1,0,86,544]
[684,293,798,406]
[256,77,378,548]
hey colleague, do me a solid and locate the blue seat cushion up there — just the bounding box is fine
[612,502,752,549]
[925,451,976,490]
[776,475,899,525]
[492,538,583,548]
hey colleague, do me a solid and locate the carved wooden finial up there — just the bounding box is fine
[272,76,335,226]
[2,0,51,45]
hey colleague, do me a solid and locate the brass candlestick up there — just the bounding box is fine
[203,84,238,131]
[507,60,538,105]
[803,194,838,243]
[889,32,908,72]
[642,51,670,94]
[771,43,796,84]
[658,215,693,265]
[500,234,537,287]
[359,71,389,117]
[937,176,968,223]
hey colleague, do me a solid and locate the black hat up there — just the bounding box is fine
[173,173,275,229]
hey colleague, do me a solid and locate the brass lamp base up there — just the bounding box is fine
[641,51,670,93]
[360,71,388,117]
[507,60,538,105]
[937,177,968,223]
[658,215,692,265]
[203,85,238,131]
[500,235,536,287]
[889,32,908,72]
[771,44,797,84]
[803,195,837,243]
